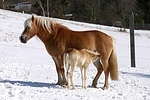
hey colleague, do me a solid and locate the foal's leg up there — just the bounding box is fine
[59,55,68,85]
[80,67,84,88]
[83,67,88,89]
[80,66,88,89]
[92,59,103,87]
[67,70,70,88]
[70,65,76,89]
[66,64,71,88]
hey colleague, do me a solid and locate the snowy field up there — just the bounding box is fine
[0,9,150,100]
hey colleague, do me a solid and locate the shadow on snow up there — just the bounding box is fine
[0,79,101,89]
[0,79,61,88]
[121,71,150,78]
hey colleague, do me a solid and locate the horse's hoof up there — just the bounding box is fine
[102,86,109,90]
[58,81,68,86]
[62,81,68,86]
[56,80,68,86]
[91,84,97,88]
[92,81,98,87]
[56,81,62,85]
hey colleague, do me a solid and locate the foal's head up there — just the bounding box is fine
[19,15,39,43]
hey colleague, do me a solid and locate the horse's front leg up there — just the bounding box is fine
[52,57,62,85]
[52,56,67,85]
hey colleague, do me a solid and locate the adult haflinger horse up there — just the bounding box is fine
[19,15,118,89]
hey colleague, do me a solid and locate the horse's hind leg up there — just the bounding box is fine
[101,59,109,90]
[92,59,103,87]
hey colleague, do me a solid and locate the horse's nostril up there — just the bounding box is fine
[19,35,27,43]
[19,36,23,41]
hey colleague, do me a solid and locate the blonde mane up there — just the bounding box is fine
[24,15,59,33]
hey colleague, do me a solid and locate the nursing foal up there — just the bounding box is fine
[63,48,101,89]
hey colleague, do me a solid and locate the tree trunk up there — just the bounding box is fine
[36,0,45,16]
[47,0,49,17]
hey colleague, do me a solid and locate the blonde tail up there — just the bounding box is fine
[109,39,118,80]
[63,53,70,70]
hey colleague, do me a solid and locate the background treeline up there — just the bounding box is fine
[1,0,150,29]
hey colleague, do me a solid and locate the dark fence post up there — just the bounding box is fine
[129,12,136,67]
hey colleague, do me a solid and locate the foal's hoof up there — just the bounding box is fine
[71,87,76,90]
[62,81,68,86]
[82,87,87,89]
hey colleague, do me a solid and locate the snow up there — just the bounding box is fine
[0,9,150,100]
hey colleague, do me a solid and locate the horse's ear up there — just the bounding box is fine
[31,15,34,22]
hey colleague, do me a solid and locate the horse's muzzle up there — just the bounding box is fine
[19,35,27,43]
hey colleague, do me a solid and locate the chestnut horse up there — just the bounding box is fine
[19,15,118,89]
[63,48,101,89]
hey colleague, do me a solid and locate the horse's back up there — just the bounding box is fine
[65,30,112,51]
[81,30,113,55]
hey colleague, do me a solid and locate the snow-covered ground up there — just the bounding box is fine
[0,9,150,100]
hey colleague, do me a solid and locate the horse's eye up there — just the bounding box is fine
[26,26,30,30]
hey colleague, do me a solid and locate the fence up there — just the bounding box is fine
[95,20,150,30]
[134,23,150,30]
[113,22,150,30]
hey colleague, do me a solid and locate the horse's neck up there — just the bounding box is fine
[37,26,56,44]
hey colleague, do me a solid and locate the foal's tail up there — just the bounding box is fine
[63,53,69,69]
[109,39,118,80]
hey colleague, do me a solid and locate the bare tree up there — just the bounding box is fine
[118,0,137,30]
[47,0,49,17]
[0,0,5,9]
[36,0,45,16]
[119,0,137,21]
[0,0,3,9]
[85,0,101,23]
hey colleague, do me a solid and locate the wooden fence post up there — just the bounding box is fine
[129,12,136,67]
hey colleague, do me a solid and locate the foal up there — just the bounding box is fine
[63,48,101,89]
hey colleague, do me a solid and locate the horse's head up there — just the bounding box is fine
[19,15,39,43]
